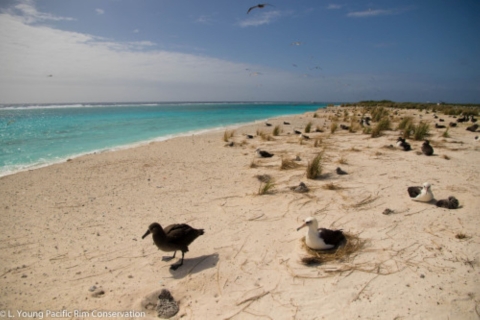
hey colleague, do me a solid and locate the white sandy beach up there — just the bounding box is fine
[1,107,479,319]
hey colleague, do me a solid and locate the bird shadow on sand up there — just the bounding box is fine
[170,253,219,279]
[308,172,333,181]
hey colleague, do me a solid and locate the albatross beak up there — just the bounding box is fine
[296,223,307,231]
[142,229,151,239]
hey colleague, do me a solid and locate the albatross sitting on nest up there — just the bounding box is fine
[408,182,434,202]
[297,217,345,250]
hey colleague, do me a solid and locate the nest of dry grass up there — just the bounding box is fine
[300,233,364,266]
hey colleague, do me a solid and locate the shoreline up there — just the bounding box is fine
[0,112,319,178]
[1,106,479,319]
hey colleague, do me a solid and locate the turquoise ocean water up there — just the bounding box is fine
[0,102,329,177]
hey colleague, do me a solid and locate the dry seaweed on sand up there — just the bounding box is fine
[350,194,380,209]
[300,233,364,266]
[255,174,272,183]
[280,157,301,170]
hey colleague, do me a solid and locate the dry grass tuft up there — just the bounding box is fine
[413,122,430,140]
[255,174,272,183]
[442,128,450,138]
[314,138,322,147]
[250,159,258,168]
[223,130,235,142]
[273,125,281,136]
[362,126,372,135]
[306,153,323,179]
[349,119,361,133]
[330,122,338,134]
[257,179,275,195]
[337,156,348,165]
[455,233,468,240]
[350,194,379,209]
[305,122,313,133]
[280,157,301,170]
[300,233,364,265]
[371,107,389,122]
[322,182,342,190]
[257,131,273,141]
[397,116,414,131]
[371,117,391,138]
[442,154,451,160]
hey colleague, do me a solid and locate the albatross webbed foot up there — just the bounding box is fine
[169,252,185,271]
[162,251,176,261]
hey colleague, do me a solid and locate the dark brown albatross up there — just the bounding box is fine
[247,3,274,14]
[142,222,204,270]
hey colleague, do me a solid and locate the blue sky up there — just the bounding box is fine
[0,0,479,104]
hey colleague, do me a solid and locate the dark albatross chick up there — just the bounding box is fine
[396,137,411,151]
[256,148,274,158]
[436,196,459,209]
[142,222,204,270]
[297,217,345,250]
[421,140,434,156]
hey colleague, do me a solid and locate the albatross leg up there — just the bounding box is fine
[162,251,176,261]
[170,252,185,270]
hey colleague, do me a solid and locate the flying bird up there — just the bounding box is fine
[142,222,204,270]
[297,217,345,250]
[247,3,274,14]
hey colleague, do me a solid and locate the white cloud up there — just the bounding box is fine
[0,12,315,103]
[10,0,75,23]
[195,15,213,24]
[133,29,139,33]
[327,4,342,10]
[95,8,105,15]
[347,9,393,18]
[238,10,281,27]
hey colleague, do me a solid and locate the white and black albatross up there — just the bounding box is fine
[297,217,345,250]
